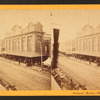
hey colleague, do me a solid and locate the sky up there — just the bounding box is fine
[0,9,100,42]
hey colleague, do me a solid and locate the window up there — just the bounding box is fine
[98,36,100,52]
[87,38,91,52]
[45,45,47,53]
[79,39,81,51]
[22,37,26,52]
[15,40,17,51]
[6,40,9,51]
[27,36,32,52]
[83,39,86,51]
[92,37,97,52]
[12,39,14,51]
[17,38,20,52]
[36,35,42,52]
[9,40,11,51]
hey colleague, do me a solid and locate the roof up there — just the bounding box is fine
[12,25,22,31]
[36,22,43,27]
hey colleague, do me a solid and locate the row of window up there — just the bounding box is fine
[4,36,33,52]
[2,35,49,54]
[76,36,100,52]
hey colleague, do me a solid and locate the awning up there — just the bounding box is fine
[42,57,51,66]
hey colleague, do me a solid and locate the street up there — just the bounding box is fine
[58,55,100,90]
[0,58,51,90]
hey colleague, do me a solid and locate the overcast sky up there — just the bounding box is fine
[0,9,100,42]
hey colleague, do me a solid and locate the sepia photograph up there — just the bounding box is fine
[1,8,100,94]
[51,9,100,90]
[0,10,51,90]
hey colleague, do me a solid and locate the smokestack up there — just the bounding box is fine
[52,28,59,69]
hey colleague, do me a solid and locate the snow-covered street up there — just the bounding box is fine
[0,58,51,90]
[58,55,100,90]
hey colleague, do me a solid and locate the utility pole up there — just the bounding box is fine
[40,42,43,68]
[52,28,59,69]
[50,13,60,69]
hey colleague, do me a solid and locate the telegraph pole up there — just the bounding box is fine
[52,28,59,69]
[40,42,43,68]
[50,12,60,69]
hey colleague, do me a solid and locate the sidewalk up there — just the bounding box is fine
[51,76,61,90]
[62,56,99,69]
[0,84,6,91]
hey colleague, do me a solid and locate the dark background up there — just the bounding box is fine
[0,0,100,99]
[0,96,99,100]
[0,0,100,4]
